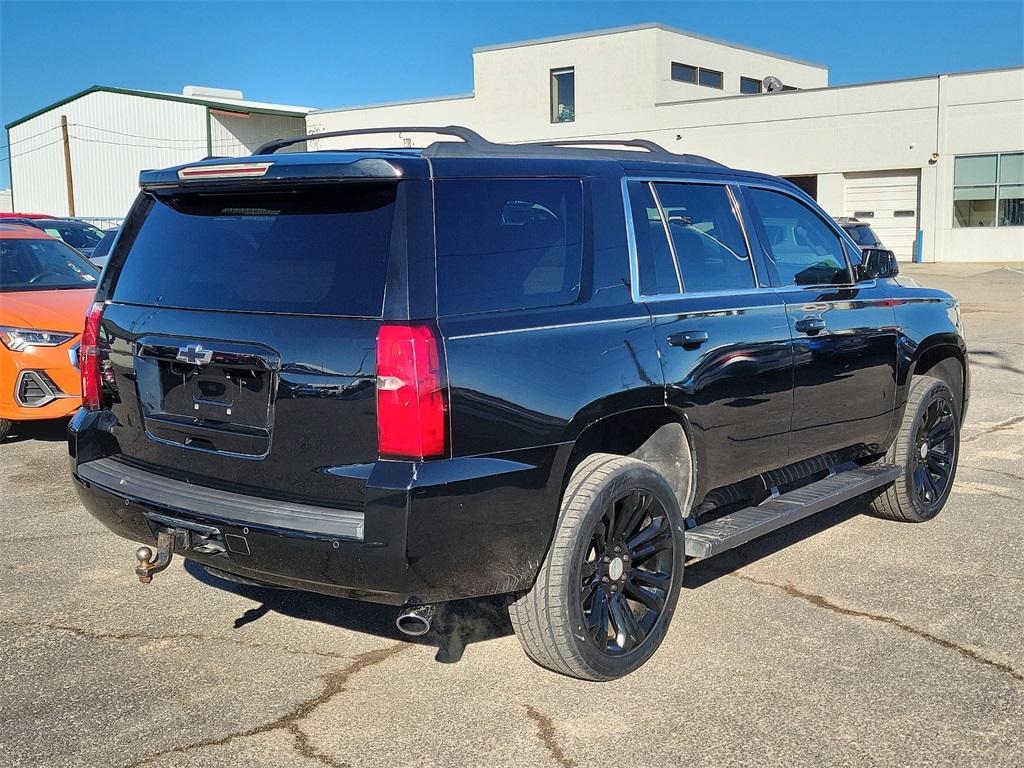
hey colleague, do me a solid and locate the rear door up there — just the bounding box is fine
[98,177,429,509]
[626,178,794,494]
[740,184,898,463]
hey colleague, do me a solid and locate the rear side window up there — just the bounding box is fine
[626,181,680,296]
[653,182,755,293]
[112,186,396,316]
[435,179,583,316]
[746,188,850,286]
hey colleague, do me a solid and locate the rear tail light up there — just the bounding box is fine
[80,302,105,410]
[376,323,447,459]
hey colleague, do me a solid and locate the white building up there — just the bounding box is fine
[6,85,313,219]
[308,24,1024,263]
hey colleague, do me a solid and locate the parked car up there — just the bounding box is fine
[88,226,120,268]
[0,223,99,440]
[69,128,968,680]
[0,211,54,220]
[835,216,886,250]
[31,218,106,257]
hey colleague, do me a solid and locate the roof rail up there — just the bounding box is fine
[254,125,492,155]
[536,138,670,153]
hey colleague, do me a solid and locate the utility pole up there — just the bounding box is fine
[60,115,75,216]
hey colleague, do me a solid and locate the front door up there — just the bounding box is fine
[625,179,794,498]
[740,185,898,462]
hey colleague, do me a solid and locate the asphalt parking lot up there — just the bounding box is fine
[2,263,1022,768]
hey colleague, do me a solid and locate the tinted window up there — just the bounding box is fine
[91,229,118,259]
[654,183,755,293]
[698,68,723,89]
[435,179,583,315]
[747,188,849,286]
[627,182,680,296]
[112,186,395,316]
[1,237,100,291]
[740,77,762,94]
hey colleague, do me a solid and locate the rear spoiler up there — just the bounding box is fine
[138,157,403,190]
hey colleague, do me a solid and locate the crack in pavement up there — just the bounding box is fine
[962,415,1024,444]
[121,643,410,768]
[525,705,577,768]
[962,465,1024,483]
[2,619,354,661]
[732,573,1024,683]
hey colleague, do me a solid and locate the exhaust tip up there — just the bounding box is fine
[396,604,435,637]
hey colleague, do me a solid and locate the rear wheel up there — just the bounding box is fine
[0,419,13,441]
[509,453,684,680]
[870,375,959,522]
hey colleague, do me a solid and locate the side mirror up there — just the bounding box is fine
[857,248,899,280]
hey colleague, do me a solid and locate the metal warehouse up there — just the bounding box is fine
[5,85,312,221]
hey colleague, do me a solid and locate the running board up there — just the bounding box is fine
[684,465,900,559]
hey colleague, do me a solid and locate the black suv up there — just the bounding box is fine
[70,128,968,680]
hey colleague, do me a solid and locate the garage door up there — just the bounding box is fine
[844,170,920,262]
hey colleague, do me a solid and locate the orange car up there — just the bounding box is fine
[0,223,100,440]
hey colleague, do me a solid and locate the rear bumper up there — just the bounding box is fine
[69,409,568,605]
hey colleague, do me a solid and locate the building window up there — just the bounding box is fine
[698,68,724,89]
[740,77,762,94]
[954,152,1024,227]
[671,62,697,84]
[671,63,723,90]
[550,68,575,123]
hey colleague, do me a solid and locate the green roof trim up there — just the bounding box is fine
[5,85,309,129]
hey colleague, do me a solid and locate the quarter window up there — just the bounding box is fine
[953,153,1024,227]
[550,68,575,123]
[746,188,850,287]
[435,179,584,316]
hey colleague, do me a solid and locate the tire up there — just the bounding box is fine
[0,419,12,441]
[509,453,685,681]
[870,375,960,522]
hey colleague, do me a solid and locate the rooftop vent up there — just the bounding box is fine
[182,86,244,100]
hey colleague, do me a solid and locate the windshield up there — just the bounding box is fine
[1,237,101,291]
[843,224,880,247]
[41,221,105,250]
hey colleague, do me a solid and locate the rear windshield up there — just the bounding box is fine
[435,178,584,316]
[843,224,880,246]
[1,237,100,291]
[112,186,396,316]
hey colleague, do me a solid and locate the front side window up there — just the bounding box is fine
[653,183,755,293]
[953,152,1024,227]
[435,178,583,315]
[550,68,575,123]
[746,188,850,287]
[0,237,99,291]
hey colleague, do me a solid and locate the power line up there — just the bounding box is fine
[0,137,64,163]
[70,122,261,144]
[0,124,63,150]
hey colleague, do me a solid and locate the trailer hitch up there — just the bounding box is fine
[134,529,183,583]
[134,514,227,583]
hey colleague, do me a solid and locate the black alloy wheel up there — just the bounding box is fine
[912,396,956,511]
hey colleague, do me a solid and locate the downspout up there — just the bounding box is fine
[205,107,212,157]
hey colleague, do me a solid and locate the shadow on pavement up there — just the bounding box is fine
[1,418,70,445]
[184,559,514,664]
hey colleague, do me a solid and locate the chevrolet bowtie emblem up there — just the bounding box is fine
[177,343,213,365]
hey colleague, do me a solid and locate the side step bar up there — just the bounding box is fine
[684,465,900,559]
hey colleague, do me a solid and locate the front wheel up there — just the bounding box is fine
[509,453,685,680]
[0,418,13,441]
[870,375,960,522]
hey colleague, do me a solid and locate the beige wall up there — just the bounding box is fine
[308,28,1022,262]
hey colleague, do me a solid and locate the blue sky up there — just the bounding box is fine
[2,0,1023,189]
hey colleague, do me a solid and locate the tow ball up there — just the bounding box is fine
[134,530,181,583]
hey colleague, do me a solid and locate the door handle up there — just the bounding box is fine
[795,317,827,335]
[667,330,710,348]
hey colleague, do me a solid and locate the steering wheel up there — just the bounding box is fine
[27,270,61,284]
